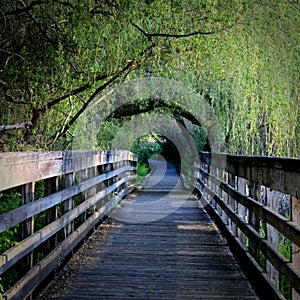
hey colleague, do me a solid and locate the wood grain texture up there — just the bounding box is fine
[36,162,258,300]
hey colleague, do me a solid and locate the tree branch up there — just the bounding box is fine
[46,59,138,146]
[132,22,235,39]
[45,72,110,110]
[6,0,74,15]
[50,98,73,144]
[17,0,83,74]
[5,0,44,15]
[46,39,155,146]
[0,121,33,132]
[3,88,31,105]
[45,38,154,111]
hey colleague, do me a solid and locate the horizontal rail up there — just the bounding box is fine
[200,169,300,249]
[195,152,300,300]
[0,150,137,300]
[0,150,136,191]
[199,152,300,198]
[0,165,135,234]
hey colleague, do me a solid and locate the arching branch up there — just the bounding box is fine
[106,98,202,127]
[132,22,235,39]
[46,59,139,146]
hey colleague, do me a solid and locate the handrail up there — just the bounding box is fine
[0,150,137,300]
[194,152,300,300]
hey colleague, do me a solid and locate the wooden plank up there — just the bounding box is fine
[62,150,137,174]
[237,177,247,247]
[0,151,63,165]
[0,150,137,191]
[20,182,35,275]
[0,157,63,191]
[199,152,300,199]
[35,188,258,300]
[200,168,300,249]
[0,166,136,233]
[0,177,134,274]
[266,188,279,288]
[64,172,74,237]
[228,173,237,235]
[2,186,133,300]
[198,177,300,295]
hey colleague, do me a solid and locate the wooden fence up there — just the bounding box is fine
[0,150,137,300]
[194,152,300,300]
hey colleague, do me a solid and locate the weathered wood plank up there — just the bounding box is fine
[0,176,135,274]
[35,162,257,300]
[200,152,300,198]
[2,186,134,300]
[199,168,300,249]
[0,166,135,233]
[0,150,137,191]
[36,196,258,300]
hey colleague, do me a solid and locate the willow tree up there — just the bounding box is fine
[0,0,299,157]
[158,0,300,156]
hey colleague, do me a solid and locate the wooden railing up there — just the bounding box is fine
[194,152,300,300]
[0,150,137,300]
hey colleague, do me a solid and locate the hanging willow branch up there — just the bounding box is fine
[17,0,83,74]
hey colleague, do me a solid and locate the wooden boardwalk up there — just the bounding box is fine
[37,159,258,300]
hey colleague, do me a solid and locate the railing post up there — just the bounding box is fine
[222,170,229,225]
[64,172,74,237]
[46,177,58,249]
[292,196,300,300]
[228,173,237,235]
[78,168,87,224]
[237,177,247,247]
[87,166,97,217]
[266,188,279,288]
[248,182,260,262]
[20,182,35,277]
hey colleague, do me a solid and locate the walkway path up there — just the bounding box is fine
[36,159,258,299]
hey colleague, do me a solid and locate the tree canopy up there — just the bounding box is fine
[0,0,299,157]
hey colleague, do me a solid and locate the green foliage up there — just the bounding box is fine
[0,0,299,157]
[96,122,120,150]
[280,274,291,300]
[131,135,162,163]
[0,190,22,292]
[136,161,151,184]
[0,190,22,254]
[0,277,4,297]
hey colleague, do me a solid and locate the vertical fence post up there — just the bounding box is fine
[248,182,260,262]
[228,173,237,235]
[266,188,279,288]
[87,167,96,217]
[292,196,300,300]
[78,168,87,224]
[64,172,74,237]
[20,182,35,277]
[46,177,58,248]
[222,170,229,225]
[237,177,247,247]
